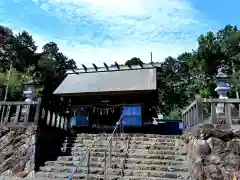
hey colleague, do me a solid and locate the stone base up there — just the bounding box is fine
[182,124,240,180]
[0,127,36,178]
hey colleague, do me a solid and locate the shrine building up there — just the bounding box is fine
[53,62,181,134]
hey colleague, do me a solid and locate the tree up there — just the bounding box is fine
[0,25,77,105]
[125,57,143,66]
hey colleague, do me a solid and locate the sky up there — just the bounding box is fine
[0,0,240,67]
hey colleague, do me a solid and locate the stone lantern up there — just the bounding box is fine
[214,65,230,115]
[21,80,41,118]
[23,80,36,103]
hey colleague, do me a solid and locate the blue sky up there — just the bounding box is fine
[0,0,239,66]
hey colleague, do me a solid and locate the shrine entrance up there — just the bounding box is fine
[90,105,121,127]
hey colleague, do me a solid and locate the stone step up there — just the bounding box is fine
[0,176,185,180]
[62,144,124,150]
[39,166,123,176]
[57,152,185,161]
[39,166,188,178]
[129,134,180,139]
[35,171,119,179]
[62,144,176,152]
[66,136,178,142]
[129,143,175,148]
[46,157,187,167]
[128,144,176,150]
[64,139,176,146]
[123,169,188,179]
[73,133,179,139]
[67,147,184,155]
[122,176,186,180]
[86,161,188,170]
[125,158,187,166]
[62,140,126,147]
[62,142,176,150]
[128,149,186,155]
[40,161,188,173]
[69,147,126,154]
[129,141,176,146]
[124,164,189,172]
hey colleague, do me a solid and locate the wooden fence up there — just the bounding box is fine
[182,98,240,130]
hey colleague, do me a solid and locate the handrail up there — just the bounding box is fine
[182,100,197,115]
[182,98,203,130]
[68,115,124,180]
[67,136,103,180]
[181,97,240,131]
[106,114,123,145]
[103,115,124,180]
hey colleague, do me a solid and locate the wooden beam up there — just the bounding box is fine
[92,63,98,71]
[67,62,162,74]
[82,64,87,72]
[182,100,197,115]
[103,63,109,71]
[203,98,240,103]
[127,64,132,69]
[0,101,38,105]
[114,62,120,70]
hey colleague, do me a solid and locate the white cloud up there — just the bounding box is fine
[7,0,214,67]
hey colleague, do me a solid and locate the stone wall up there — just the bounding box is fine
[0,123,69,179]
[181,124,240,180]
[0,126,36,178]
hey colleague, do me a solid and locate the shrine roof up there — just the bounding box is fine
[54,65,158,95]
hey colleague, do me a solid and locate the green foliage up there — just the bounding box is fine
[155,24,240,116]
[125,57,143,66]
[0,25,76,105]
[167,110,181,119]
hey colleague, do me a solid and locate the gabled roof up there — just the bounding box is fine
[54,68,157,95]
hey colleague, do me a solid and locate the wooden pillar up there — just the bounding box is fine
[46,110,51,126]
[14,105,21,124]
[4,105,11,124]
[225,103,232,126]
[51,112,56,127]
[211,103,217,124]
[60,116,64,129]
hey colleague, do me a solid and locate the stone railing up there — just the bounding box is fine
[0,101,41,127]
[182,98,240,131]
[0,100,70,178]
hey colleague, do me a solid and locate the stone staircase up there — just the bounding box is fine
[35,134,189,180]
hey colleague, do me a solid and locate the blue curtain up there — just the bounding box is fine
[122,106,142,126]
[71,108,89,127]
